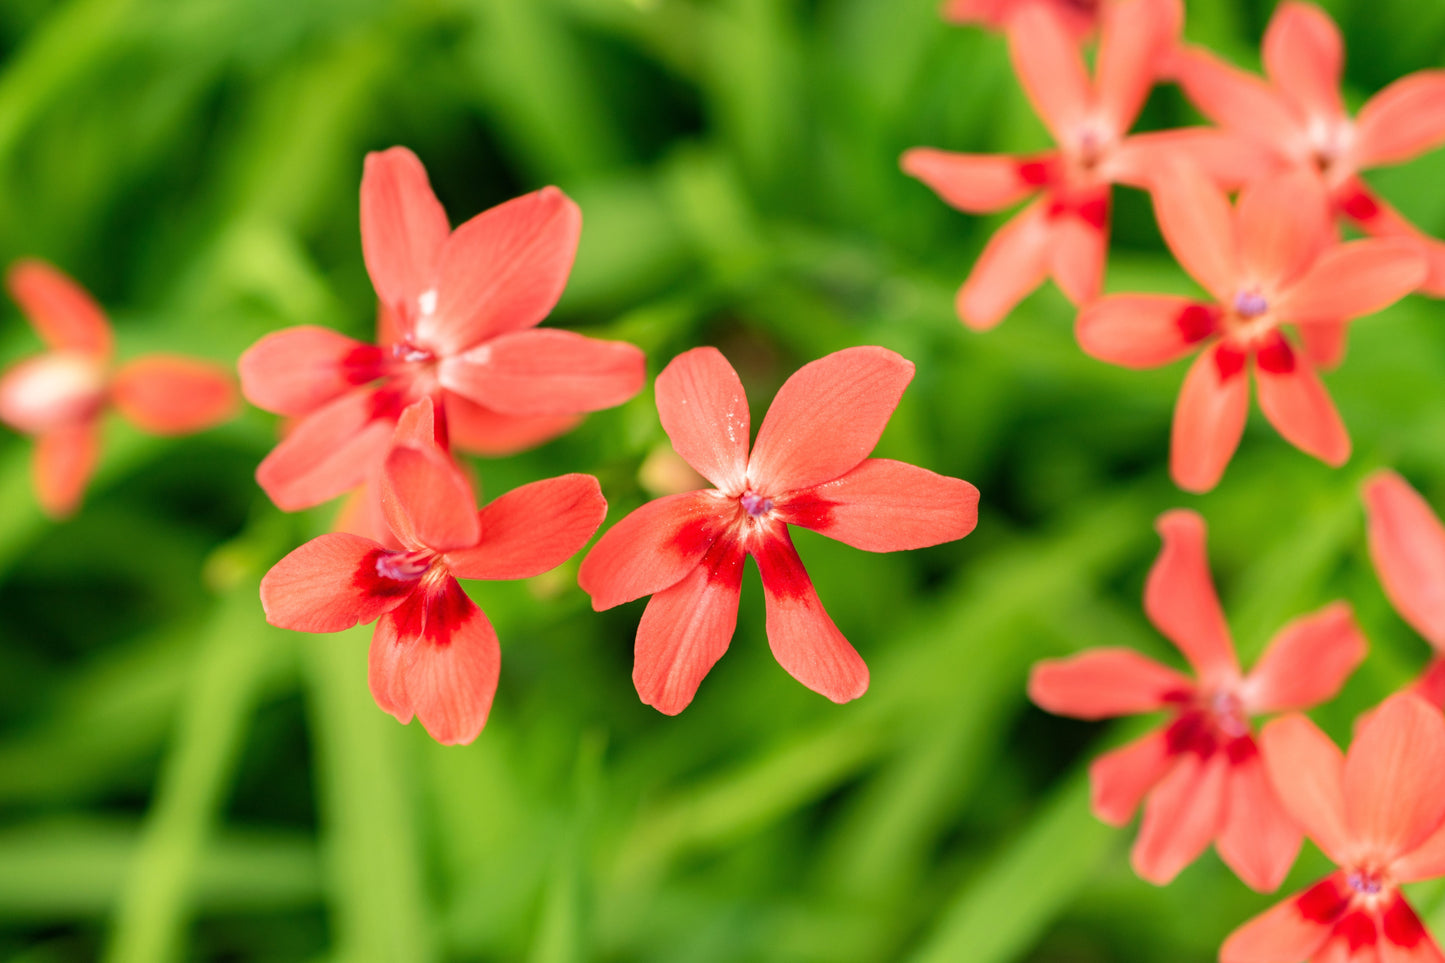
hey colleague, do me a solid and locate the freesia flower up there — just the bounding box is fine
[259,399,607,745]
[903,0,1262,329]
[941,0,1104,37]
[577,346,979,714]
[0,260,236,517]
[239,146,644,511]
[1362,470,1445,708]
[1075,163,1424,492]
[1175,1,1445,297]
[1222,693,1445,963]
[1030,509,1367,890]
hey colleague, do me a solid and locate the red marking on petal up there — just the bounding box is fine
[752,529,814,602]
[1214,344,1247,380]
[386,574,474,648]
[1257,334,1297,374]
[352,548,430,602]
[368,386,411,422]
[1339,189,1382,223]
[1017,158,1054,186]
[1076,195,1109,231]
[1177,303,1221,344]
[669,513,734,563]
[1382,897,1428,948]
[1336,911,1378,951]
[774,491,836,531]
[1165,711,1217,757]
[1298,877,1351,924]
[1226,734,1259,765]
[342,344,387,384]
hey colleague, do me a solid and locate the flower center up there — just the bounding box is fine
[740,490,774,518]
[376,549,433,581]
[1348,871,1386,897]
[391,341,435,365]
[0,353,107,433]
[1207,689,1250,739]
[1233,290,1269,319]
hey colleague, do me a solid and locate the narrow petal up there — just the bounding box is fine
[1243,602,1367,714]
[380,444,479,554]
[1173,46,1306,153]
[956,199,1053,329]
[368,618,413,724]
[1028,648,1192,720]
[1260,714,1353,864]
[1262,2,1344,122]
[1131,750,1229,884]
[1076,295,1215,369]
[259,532,414,633]
[1090,728,1177,826]
[1048,206,1108,306]
[1215,747,1304,892]
[1376,897,1444,963]
[239,326,383,417]
[110,356,237,435]
[1144,508,1239,683]
[33,418,100,518]
[1354,72,1445,169]
[1150,162,1239,300]
[654,347,750,493]
[359,147,450,316]
[1254,337,1351,467]
[1344,694,1445,862]
[1007,4,1091,144]
[1236,168,1332,289]
[776,458,978,552]
[1333,181,1445,297]
[1220,875,1348,963]
[1299,320,1349,370]
[1106,128,1278,192]
[748,346,914,493]
[5,260,112,358]
[1170,344,1249,493]
[376,576,500,745]
[751,529,868,703]
[901,149,1041,214]
[255,387,399,511]
[1363,471,1445,650]
[1277,238,1426,322]
[446,474,606,580]
[634,540,745,715]
[443,392,580,456]
[440,328,644,417]
[420,187,581,355]
[578,491,734,609]
[1096,0,1176,134]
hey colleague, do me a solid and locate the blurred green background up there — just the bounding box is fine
[2,0,1445,959]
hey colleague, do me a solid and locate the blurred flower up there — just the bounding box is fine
[578,346,979,714]
[239,146,644,511]
[1030,509,1367,891]
[259,399,606,745]
[1176,1,1445,296]
[1222,694,1445,963]
[1075,164,1423,492]
[941,0,1103,38]
[0,260,237,517]
[904,0,1264,329]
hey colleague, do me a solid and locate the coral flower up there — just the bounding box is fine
[0,260,237,517]
[1030,510,1367,890]
[259,399,607,745]
[1222,694,1445,963]
[1362,470,1445,708]
[1075,163,1424,492]
[941,0,1103,37]
[577,346,979,714]
[904,0,1260,329]
[1175,1,1445,296]
[239,146,644,511]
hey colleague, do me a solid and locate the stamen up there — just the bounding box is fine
[376,550,431,581]
[1347,871,1384,896]
[392,341,435,364]
[740,491,773,518]
[1233,291,1269,319]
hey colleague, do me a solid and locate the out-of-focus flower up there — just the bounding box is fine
[0,260,236,517]
[941,0,1103,38]
[1075,164,1424,492]
[239,147,644,511]
[1030,510,1367,890]
[259,399,606,745]
[1222,694,1445,963]
[578,346,979,714]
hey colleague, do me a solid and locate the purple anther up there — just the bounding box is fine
[1347,872,1384,896]
[376,551,431,581]
[392,341,434,364]
[741,491,773,518]
[1233,290,1269,318]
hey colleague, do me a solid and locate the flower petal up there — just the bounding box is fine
[956,199,1053,329]
[1215,746,1304,893]
[380,444,480,554]
[110,356,237,435]
[1376,897,1443,963]
[1242,602,1367,714]
[33,417,100,518]
[368,617,413,725]
[1090,728,1176,826]
[1343,693,1445,864]
[1130,750,1229,884]
[1262,2,1344,123]
[440,328,644,417]
[1143,509,1238,683]
[239,326,383,417]
[1170,344,1250,493]
[446,474,606,581]
[420,187,581,356]
[5,260,112,358]
[360,147,451,318]
[1028,648,1192,720]
[1332,181,1445,298]
[634,541,745,715]
[1354,72,1445,169]
[1299,320,1348,370]
[1220,875,1348,963]
[654,347,750,493]
[901,149,1042,214]
[1106,128,1277,192]
[1363,471,1445,650]
[748,346,914,493]
[442,392,581,456]
[751,529,868,703]
[0,354,106,434]
[578,491,733,610]
[1393,812,1445,883]
[1150,161,1239,300]
[1259,713,1352,865]
[1095,0,1177,134]
[255,387,399,511]
[1278,238,1426,322]
[1173,46,1306,154]
[1076,295,1215,369]
[1236,167,1332,289]
[776,458,979,552]
[259,532,414,633]
[1006,3,1091,144]
[1254,337,1351,467]
[1048,205,1108,306]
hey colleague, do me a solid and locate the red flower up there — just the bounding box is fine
[1076,163,1424,492]
[903,0,1263,329]
[577,346,979,713]
[259,399,607,745]
[239,146,644,511]
[1030,510,1367,890]
[1362,470,1445,709]
[941,0,1103,37]
[0,260,236,517]
[1222,694,1445,963]
[1176,1,1445,296]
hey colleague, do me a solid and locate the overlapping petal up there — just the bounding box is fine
[254,387,399,511]
[380,444,480,553]
[110,356,237,435]
[776,459,979,553]
[1090,729,1176,826]
[1277,239,1426,322]
[1236,168,1331,289]
[1342,694,1445,863]
[1215,749,1303,893]
[1048,209,1108,306]
[654,347,750,493]
[1131,750,1229,884]
[1174,47,1305,155]
[1150,163,1238,300]
[1260,714,1352,864]
[446,474,605,580]
[440,328,645,417]
[443,393,580,456]
[1363,471,1445,650]
[1353,72,1445,169]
